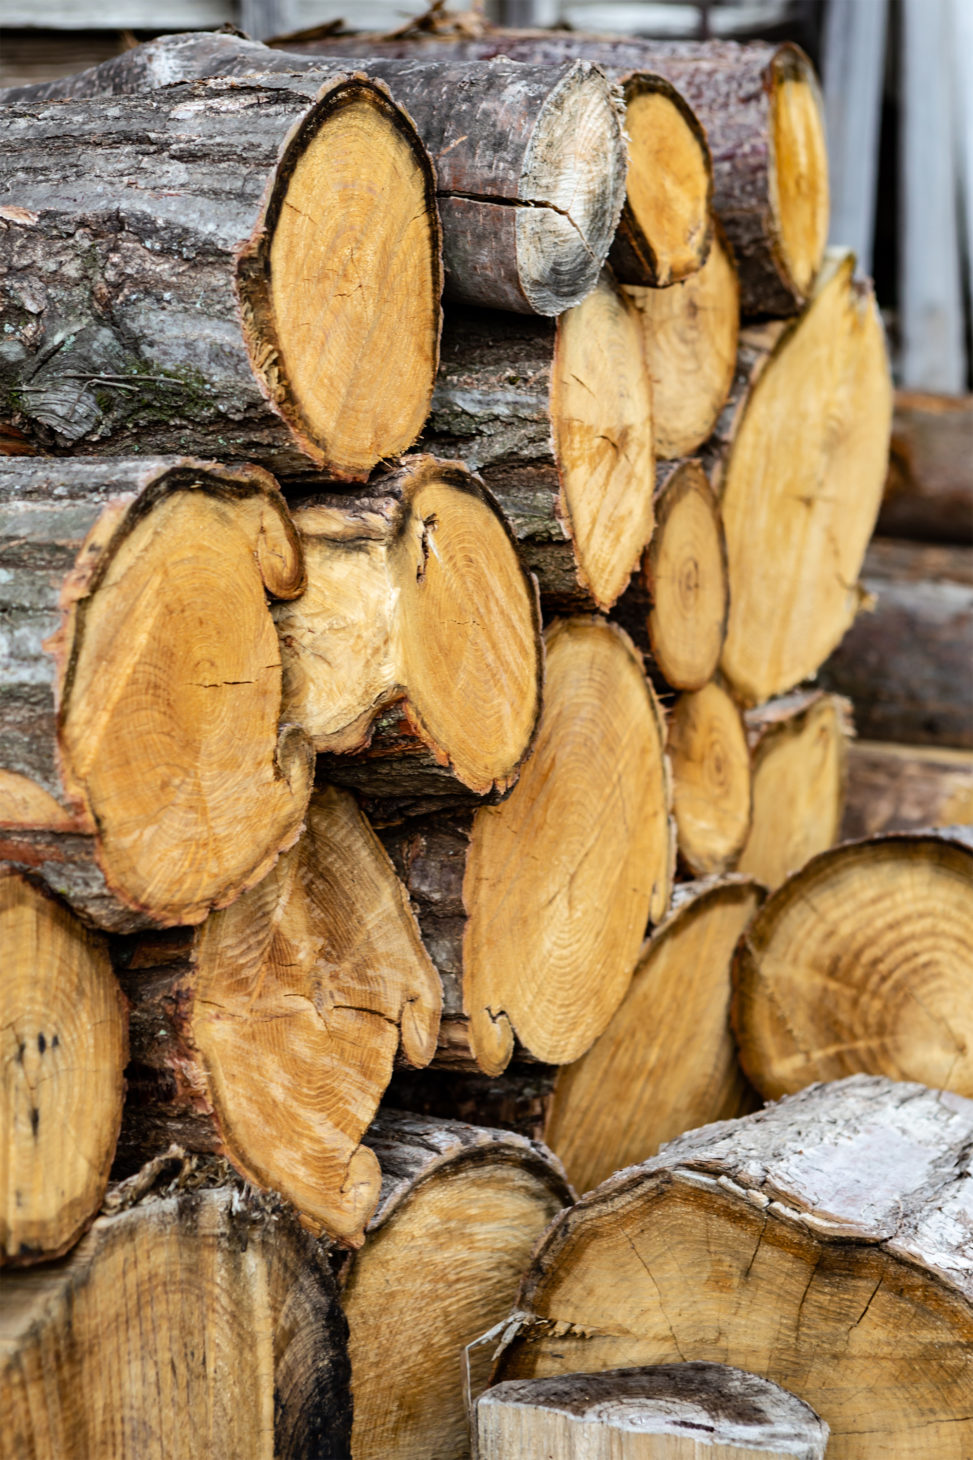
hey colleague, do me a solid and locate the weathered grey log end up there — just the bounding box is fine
[477,1364,828,1457]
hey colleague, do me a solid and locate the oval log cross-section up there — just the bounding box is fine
[667,681,752,875]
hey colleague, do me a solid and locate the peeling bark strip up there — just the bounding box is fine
[114,786,442,1248]
[2,31,626,317]
[0,67,441,477]
[424,270,655,613]
[1,868,127,1266]
[290,29,828,316]
[0,1180,352,1458]
[732,830,973,1100]
[0,457,313,932]
[342,1110,571,1460]
[478,1365,829,1459]
[274,455,543,814]
[496,1075,973,1458]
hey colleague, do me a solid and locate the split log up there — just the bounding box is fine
[545,876,764,1194]
[736,691,851,890]
[114,786,442,1247]
[303,31,829,316]
[0,457,313,932]
[341,1111,571,1460]
[494,1075,973,1458]
[424,271,655,612]
[382,618,673,1074]
[713,251,892,704]
[879,392,973,542]
[626,222,740,460]
[0,70,440,478]
[819,538,973,749]
[1,868,127,1265]
[667,681,752,876]
[477,1366,829,1460]
[0,1165,352,1458]
[732,830,973,1100]
[842,740,973,840]
[273,455,543,812]
[2,32,628,318]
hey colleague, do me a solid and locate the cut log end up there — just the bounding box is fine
[668,681,752,876]
[769,50,830,304]
[610,77,713,288]
[553,271,656,610]
[245,79,442,479]
[464,617,673,1074]
[733,832,973,1100]
[626,223,739,460]
[1,870,126,1265]
[645,460,728,691]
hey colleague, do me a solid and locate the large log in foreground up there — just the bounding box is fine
[2,33,627,317]
[714,252,892,704]
[342,1112,571,1460]
[0,1170,352,1458]
[1,869,127,1265]
[301,31,828,317]
[478,1366,829,1460]
[425,272,655,612]
[116,787,441,1247]
[0,458,313,932]
[495,1076,973,1457]
[842,740,973,839]
[274,456,542,807]
[732,830,973,1100]
[545,876,763,1194]
[383,618,673,1074]
[0,70,440,478]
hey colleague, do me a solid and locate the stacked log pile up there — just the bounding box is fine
[5,15,969,1460]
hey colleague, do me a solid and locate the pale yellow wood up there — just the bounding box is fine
[625,88,712,287]
[770,69,830,299]
[645,462,728,691]
[0,772,82,831]
[667,682,752,875]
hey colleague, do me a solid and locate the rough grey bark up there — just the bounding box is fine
[0,69,434,474]
[1,32,627,316]
[819,539,973,749]
[289,31,820,315]
[478,1366,829,1459]
[385,1062,559,1144]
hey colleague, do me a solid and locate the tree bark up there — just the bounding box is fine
[819,538,973,749]
[879,391,973,543]
[732,829,973,1100]
[736,690,851,890]
[423,271,656,612]
[2,32,628,318]
[340,1110,571,1460]
[385,1062,558,1144]
[0,67,441,478]
[667,680,752,876]
[292,31,828,317]
[114,786,442,1248]
[274,455,543,812]
[709,252,892,705]
[381,618,673,1075]
[842,740,973,840]
[0,456,313,932]
[0,1164,352,1459]
[544,876,764,1195]
[626,221,739,459]
[478,1366,828,1459]
[494,1075,973,1458]
[1,868,127,1265]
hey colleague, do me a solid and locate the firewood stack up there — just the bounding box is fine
[2,15,969,1460]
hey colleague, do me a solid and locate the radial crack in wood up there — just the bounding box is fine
[668,681,752,876]
[0,68,441,477]
[732,830,973,1100]
[342,1111,572,1460]
[545,876,763,1194]
[1,868,127,1265]
[116,786,442,1246]
[0,1176,352,1458]
[425,271,655,611]
[495,1075,973,1458]
[0,457,313,931]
